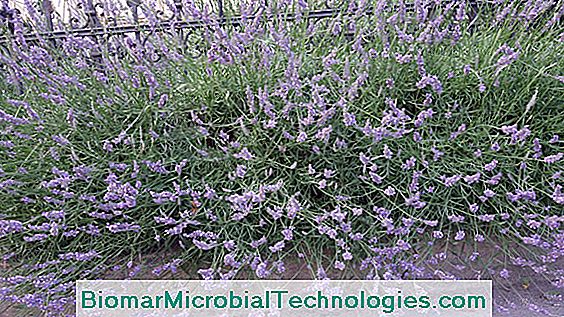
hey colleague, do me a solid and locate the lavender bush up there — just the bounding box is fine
[0,0,563,316]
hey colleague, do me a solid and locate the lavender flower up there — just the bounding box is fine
[544,153,563,164]
[552,185,564,205]
[250,237,267,249]
[416,75,443,94]
[402,157,416,170]
[235,165,247,178]
[464,172,481,185]
[0,220,24,237]
[286,193,301,219]
[233,147,254,160]
[383,144,393,159]
[440,174,461,187]
[282,227,294,241]
[384,186,396,196]
[484,189,496,198]
[449,124,466,140]
[484,159,498,172]
[334,261,345,271]
[52,134,70,146]
[269,241,285,253]
[478,214,495,222]
[107,223,141,233]
[58,251,99,262]
[448,215,465,223]
[197,268,215,280]
[501,124,531,144]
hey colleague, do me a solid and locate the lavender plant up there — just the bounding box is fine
[0,0,563,316]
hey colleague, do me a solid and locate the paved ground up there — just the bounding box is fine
[493,272,563,317]
[1,248,562,316]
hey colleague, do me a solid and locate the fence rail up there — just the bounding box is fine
[0,1,492,45]
[0,7,349,44]
[0,1,559,48]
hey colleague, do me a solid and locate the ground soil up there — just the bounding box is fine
[1,242,562,316]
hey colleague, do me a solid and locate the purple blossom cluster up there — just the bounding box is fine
[0,1,562,316]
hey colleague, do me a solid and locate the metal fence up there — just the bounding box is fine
[0,1,351,42]
[0,0,385,67]
[0,1,559,51]
[0,1,486,46]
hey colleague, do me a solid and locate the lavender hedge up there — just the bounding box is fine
[0,1,563,316]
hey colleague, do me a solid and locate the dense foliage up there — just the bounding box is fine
[0,1,562,315]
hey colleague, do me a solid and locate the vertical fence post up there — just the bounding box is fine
[0,4,23,94]
[218,0,224,19]
[84,0,102,28]
[41,0,53,32]
[82,0,103,69]
[0,3,16,33]
[173,0,182,21]
[173,0,183,52]
[126,0,141,43]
